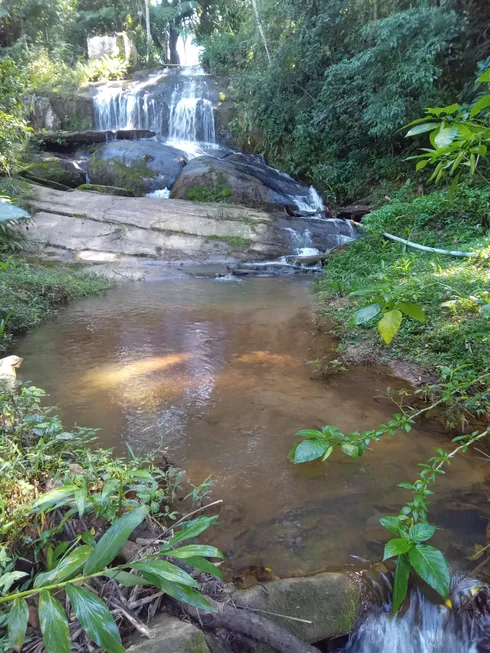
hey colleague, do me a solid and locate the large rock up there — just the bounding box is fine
[39,129,155,151]
[89,140,188,196]
[232,572,362,644]
[23,186,290,262]
[27,94,94,131]
[127,614,210,653]
[20,154,86,189]
[170,153,322,214]
[87,33,137,66]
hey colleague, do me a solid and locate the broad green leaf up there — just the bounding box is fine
[397,302,425,324]
[33,485,78,511]
[39,591,70,653]
[0,571,28,593]
[35,545,93,588]
[408,544,450,599]
[340,442,359,458]
[164,516,218,550]
[392,554,410,613]
[7,597,28,650]
[293,439,328,463]
[184,556,223,580]
[103,569,150,587]
[129,559,199,588]
[353,303,383,325]
[409,522,436,543]
[83,504,149,575]
[378,309,402,345]
[379,516,402,536]
[170,545,224,560]
[405,122,439,137]
[66,585,125,653]
[295,429,324,439]
[470,94,490,118]
[383,538,413,560]
[416,159,429,171]
[434,126,459,149]
[477,69,490,83]
[143,573,215,611]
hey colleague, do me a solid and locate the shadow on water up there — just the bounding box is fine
[15,276,490,577]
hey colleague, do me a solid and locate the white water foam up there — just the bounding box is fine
[146,188,171,199]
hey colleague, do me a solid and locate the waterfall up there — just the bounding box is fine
[343,576,490,653]
[282,227,318,256]
[93,66,216,146]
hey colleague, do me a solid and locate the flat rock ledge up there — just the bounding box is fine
[23,186,291,264]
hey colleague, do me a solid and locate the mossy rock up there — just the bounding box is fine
[127,614,210,653]
[232,572,362,644]
[88,140,188,197]
[19,156,85,189]
[17,172,72,192]
[76,184,135,197]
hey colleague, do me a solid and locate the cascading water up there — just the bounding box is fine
[342,576,490,653]
[93,66,216,148]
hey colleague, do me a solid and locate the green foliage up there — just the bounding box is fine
[186,182,232,203]
[0,197,30,254]
[0,261,112,352]
[77,55,129,82]
[350,283,425,344]
[199,0,488,201]
[317,185,490,379]
[0,384,222,650]
[0,59,30,175]
[405,68,490,191]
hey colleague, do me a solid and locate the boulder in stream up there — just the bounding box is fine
[170,153,323,214]
[89,140,188,196]
[232,572,362,644]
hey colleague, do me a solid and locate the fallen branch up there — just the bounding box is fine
[383,232,472,257]
[182,597,320,653]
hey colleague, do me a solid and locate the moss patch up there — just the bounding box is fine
[186,178,232,203]
[77,184,135,197]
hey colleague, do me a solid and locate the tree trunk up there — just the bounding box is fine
[250,0,271,64]
[144,0,151,62]
[182,598,319,653]
[169,26,180,65]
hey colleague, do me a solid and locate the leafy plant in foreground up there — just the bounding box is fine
[350,282,425,344]
[405,67,490,193]
[2,510,222,652]
[290,368,490,611]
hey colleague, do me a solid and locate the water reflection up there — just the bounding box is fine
[16,277,490,577]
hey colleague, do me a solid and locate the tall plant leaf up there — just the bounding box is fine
[397,302,425,323]
[408,544,450,599]
[164,516,218,549]
[66,585,125,653]
[143,573,215,611]
[293,439,328,463]
[83,504,148,575]
[35,545,93,588]
[353,303,383,325]
[39,591,70,653]
[183,556,223,579]
[393,554,410,613]
[170,545,224,560]
[7,597,28,650]
[130,560,199,588]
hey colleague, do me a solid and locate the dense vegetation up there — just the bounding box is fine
[197,0,490,203]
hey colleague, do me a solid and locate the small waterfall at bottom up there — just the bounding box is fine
[341,576,490,653]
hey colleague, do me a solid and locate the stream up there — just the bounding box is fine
[23,62,490,650]
[16,275,490,582]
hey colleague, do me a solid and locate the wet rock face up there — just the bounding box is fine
[88,140,188,196]
[170,153,320,213]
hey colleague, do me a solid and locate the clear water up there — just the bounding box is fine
[15,276,490,579]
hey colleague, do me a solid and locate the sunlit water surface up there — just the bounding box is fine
[16,276,490,577]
